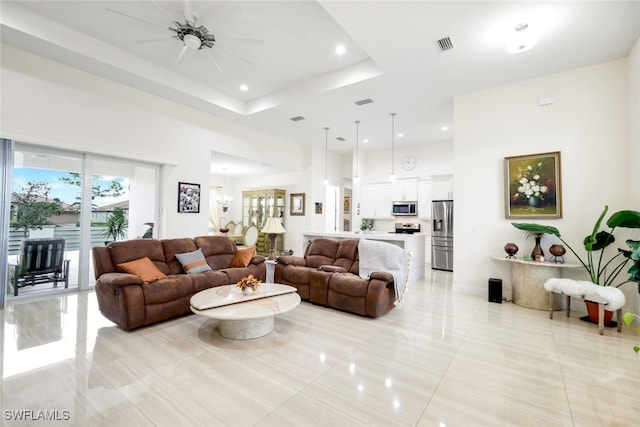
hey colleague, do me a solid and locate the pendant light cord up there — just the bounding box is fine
[324,127,329,184]
[391,113,396,176]
[354,120,360,179]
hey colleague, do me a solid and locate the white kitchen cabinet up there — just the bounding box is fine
[391,178,418,201]
[361,183,393,218]
[417,180,432,219]
[431,175,454,200]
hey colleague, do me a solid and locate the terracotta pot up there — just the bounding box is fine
[584,300,614,324]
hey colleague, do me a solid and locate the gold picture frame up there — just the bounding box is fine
[504,151,562,219]
[290,193,305,216]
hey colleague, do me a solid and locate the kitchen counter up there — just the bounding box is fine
[302,231,425,280]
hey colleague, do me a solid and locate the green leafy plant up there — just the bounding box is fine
[360,219,373,231]
[512,206,640,291]
[102,209,128,242]
[11,181,63,237]
[622,312,640,355]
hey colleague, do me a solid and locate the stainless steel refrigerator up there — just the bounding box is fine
[431,200,453,271]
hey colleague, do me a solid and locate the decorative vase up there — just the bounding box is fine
[531,235,544,260]
[528,196,539,207]
[584,300,614,325]
[549,244,566,264]
[242,287,253,295]
[504,242,518,259]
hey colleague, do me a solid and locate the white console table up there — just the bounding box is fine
[491,257,580,310]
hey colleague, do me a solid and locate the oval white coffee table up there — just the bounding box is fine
[190,283,300,339]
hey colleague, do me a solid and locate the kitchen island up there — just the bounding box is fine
[302,231,425,280]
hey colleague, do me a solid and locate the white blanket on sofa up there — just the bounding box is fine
[358,238,411,305]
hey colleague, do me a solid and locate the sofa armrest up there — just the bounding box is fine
[250,255,266,265]
[369,271,394,282]
[319,265,347,273]
[97,272,144,287]
[276,256,307,267]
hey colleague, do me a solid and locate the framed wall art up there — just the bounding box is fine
[504,151,562,219]
[290,193,305,216]
[177,182,201,213]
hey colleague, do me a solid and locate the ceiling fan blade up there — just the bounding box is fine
[215,46,253,66]
[204,52,223,73]
[217,37,264,46]
[106,8,166,28]
[151,0,179,22]
[183,0,195,22]
[177,45,189,64]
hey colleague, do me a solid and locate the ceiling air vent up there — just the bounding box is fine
[354,98,374,106]
[336,137,346,142]
[289,115,306,122]
[436,36,454,52]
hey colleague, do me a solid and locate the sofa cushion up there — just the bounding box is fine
[231,246,256,268]
[117,257,167,283]
[305,238,340,268]
[110,239,170,274]
[334,239,358,271]
[194,236,236,269]
[141,274,193,305]
[162,238,199,275]
[175,248,212,274]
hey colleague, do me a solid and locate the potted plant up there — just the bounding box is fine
[102,209,128,245]
[360,219,374,233]
[512,206,640,322]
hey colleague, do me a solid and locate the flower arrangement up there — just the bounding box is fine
[514,163,548,204]
[236,274,261,293]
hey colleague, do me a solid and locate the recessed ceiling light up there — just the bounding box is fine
[240,84,248,92]
[441,126,449,131]
[335,44,346,55]
[506,23,538,54]
[363,139,369,144]
[397,133,404,138]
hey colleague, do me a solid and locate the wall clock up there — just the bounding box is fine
[402,154,417,171]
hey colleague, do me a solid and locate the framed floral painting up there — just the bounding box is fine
[504,151,562,219]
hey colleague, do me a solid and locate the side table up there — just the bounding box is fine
[491,257,580,310]
[265,259,276,283]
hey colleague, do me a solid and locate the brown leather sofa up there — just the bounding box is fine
[274,238,398,317]
[92,236,266,330]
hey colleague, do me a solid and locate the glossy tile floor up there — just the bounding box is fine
[2,269,639,426]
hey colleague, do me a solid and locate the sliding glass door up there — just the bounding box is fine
[4,143,159,301]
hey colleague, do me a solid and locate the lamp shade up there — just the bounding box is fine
[261,217,286,234]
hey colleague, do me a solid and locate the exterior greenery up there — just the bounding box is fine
[11,181,63,237]
[512,206,640,292]
[102,208,128,242]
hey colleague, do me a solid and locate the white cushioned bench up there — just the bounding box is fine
[543,278,625,335]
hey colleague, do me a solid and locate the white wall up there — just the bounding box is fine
[629,38,640,209]
[1,45,305,239]
[454,58,638,312]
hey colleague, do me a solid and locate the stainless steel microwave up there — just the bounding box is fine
[392,201,418,216]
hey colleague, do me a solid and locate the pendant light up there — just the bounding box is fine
[389,113,397,181]
[354,120,360,183]
[323,127,329,186]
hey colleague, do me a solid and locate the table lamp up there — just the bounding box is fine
[261,217,286,260]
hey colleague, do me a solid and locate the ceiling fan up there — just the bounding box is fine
[107,0,262,72]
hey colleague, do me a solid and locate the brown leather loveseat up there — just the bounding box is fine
[274,238,401,318]
[93,236,265,330]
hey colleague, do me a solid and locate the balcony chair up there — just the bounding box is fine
[12,238,70,296]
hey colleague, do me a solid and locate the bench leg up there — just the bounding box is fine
[617,308,622,333]
[598,303,604,335]
[566,295,571,317]
[548,292,554,319]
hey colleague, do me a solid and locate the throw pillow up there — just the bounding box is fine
[117,257,167,283]
[175,248,212,274]
[231,246,256,268]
